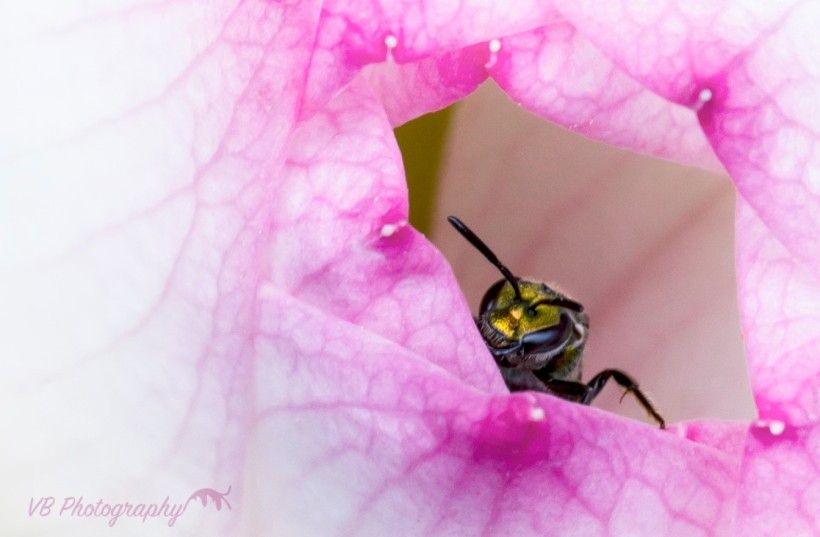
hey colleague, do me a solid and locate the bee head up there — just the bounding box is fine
[448,216,589,368]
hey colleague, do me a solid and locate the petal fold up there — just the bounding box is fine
[490,21,720,169]
[273,79,504,392]
[736,199,820,425]
[249,289,743,536]
[362,44,489,127]
[734,422,820,536]
[556,1,820,277]
[301,0,557,117]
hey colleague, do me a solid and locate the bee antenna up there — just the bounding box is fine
[447,215,522,300]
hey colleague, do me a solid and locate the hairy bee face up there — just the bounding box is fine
[447,215,665,428]
[478,279,589,374]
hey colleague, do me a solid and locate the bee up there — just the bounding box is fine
[448,216,665,428]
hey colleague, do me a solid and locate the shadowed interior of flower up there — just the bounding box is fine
[2,2,818,537]
[429,83,756,425]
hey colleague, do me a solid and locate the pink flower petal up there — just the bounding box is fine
[4,1,819,535]
[2,0,324,531]
[362,44,489,126]
[674,420,748,456]
[736,199,820,425]
[680,420,820,535]
[555,1,820,275]
[252,276,742,536]
[271,78,503,392]
[735,422,820,536]
[301,0,555,118]
[489,20,720,169]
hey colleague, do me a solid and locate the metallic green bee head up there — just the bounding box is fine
[448,216,589,373]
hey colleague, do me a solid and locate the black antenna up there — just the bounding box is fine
[447,215,522,300]
[529,297,584,313]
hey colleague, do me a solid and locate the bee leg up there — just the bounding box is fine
[583,369,665,429]
[536,377,589,403]
[499,367,549,392]
[537,370,665,428]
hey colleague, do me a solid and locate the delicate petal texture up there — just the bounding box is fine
[554,2,793,103]
[3,0,819,536]
[679,420,820,536]
[251,263,742,537]
[301,0,555,117]
[1,0,324,533]
[736,199,820,425]
[556,1,820,277]
[323,0,553,61]
[271,79,503,392]
[490,20,721,169]
[362,44,489,126]
[735,422,820,536]
[674,420,748,456]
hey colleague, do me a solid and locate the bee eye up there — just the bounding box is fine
[526,307,537,317]
[480,279,508,314]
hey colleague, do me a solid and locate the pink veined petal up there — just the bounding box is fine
[361,43,490,127]
[300,0,555,118]
[734,422,820,536]
[322,0,553,62]
[270,77,503,392]
[5,1,819,536]
[555,0,820,280]
[673,420,749,456]
[678,420,820,536]
[1,0,323,533]
[553,2,794,104]
[251,273,742,537]
[247,80,751,537]
[736,199,820,426]
[489,18,721,170]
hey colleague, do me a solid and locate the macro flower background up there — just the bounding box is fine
[1,2,819,537]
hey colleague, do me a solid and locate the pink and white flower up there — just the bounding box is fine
[2,1,818,535]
